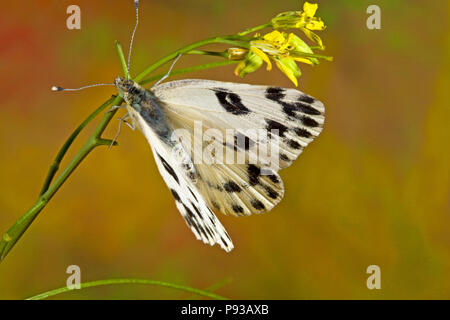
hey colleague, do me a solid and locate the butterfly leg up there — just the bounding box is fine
[152,53,182,88]
[109,113,136,149]
[107,104,126,113]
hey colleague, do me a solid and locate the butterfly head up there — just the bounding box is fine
[115,76,140,99]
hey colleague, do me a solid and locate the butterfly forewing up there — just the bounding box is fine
[152,79,324,217]
[127,105,234,252]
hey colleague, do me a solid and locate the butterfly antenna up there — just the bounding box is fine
[153,53,182,87]
[127,0,140,80]
[51,83,115,92]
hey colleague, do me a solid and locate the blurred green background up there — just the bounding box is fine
[0,0,449,299]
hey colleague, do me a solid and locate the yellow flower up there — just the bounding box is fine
[271,2,326,49]
[301,2,325,30]
[234,30,320,86]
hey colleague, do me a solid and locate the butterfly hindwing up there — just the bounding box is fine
[127,106,234,252]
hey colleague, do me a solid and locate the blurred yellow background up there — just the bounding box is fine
[0,0,449,299]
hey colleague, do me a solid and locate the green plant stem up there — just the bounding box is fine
[187,277,232,300]
[134,35,250,82]
[140,60,239,85]
[116,40,128,76]
[0,96,122,261]
[187,49,228,58]
[296,51,333,61]
[38,97,116,196]
[237,23,271,36]
[26,278,227,300]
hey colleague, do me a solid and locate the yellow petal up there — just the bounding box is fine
[251,47,272,71]
[306,18,325,30]
[292,57,313,65]
[275,57,300,86]
[263,30,286,43]
[301,28,324,49]
[303,2,318,18]
[234,61,246,76]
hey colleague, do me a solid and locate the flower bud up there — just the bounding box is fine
[271,11,302,30]
[227,48,249,60]
[234,51,264,78]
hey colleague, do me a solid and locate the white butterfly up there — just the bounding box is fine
[53,0,325,252]
[115,77,325,252]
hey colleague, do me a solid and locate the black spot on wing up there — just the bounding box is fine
[300,116,319,127]
[223,181,242,193]
[247,164,261,186]
[287,139,302,150]
[190,201,202,216]
[281,101,321,118]
[280,153,290,162]
[298,94,315,104]
[266,87,286,101]
[214,89,250,115]
[294,127,312,138]
[221,237,230,248]
[232,204,244,214]
[296,102,321,116]
[170,189,181,202]
[157,154,179,184]
[183,203,208,239]
[281,103,297,118]
[251,199,265,210]
[266,119,288,137]
[204,225,214,239]
[184,215,193,227]
[188,187,198,202]
[190,220,204,238]
[264,186,279,199]
[223,231,231,241]
[267,174,280,184]
[265,87,321,118]
[183,203,195,219]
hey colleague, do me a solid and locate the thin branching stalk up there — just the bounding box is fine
[133,34,253,82]
[26,278,228,300]
[140,60,239,85]
[237,22,271,36]
[38,97,117,196]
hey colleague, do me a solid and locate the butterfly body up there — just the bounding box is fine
[115,77,173,145]
[114,76,325,252]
